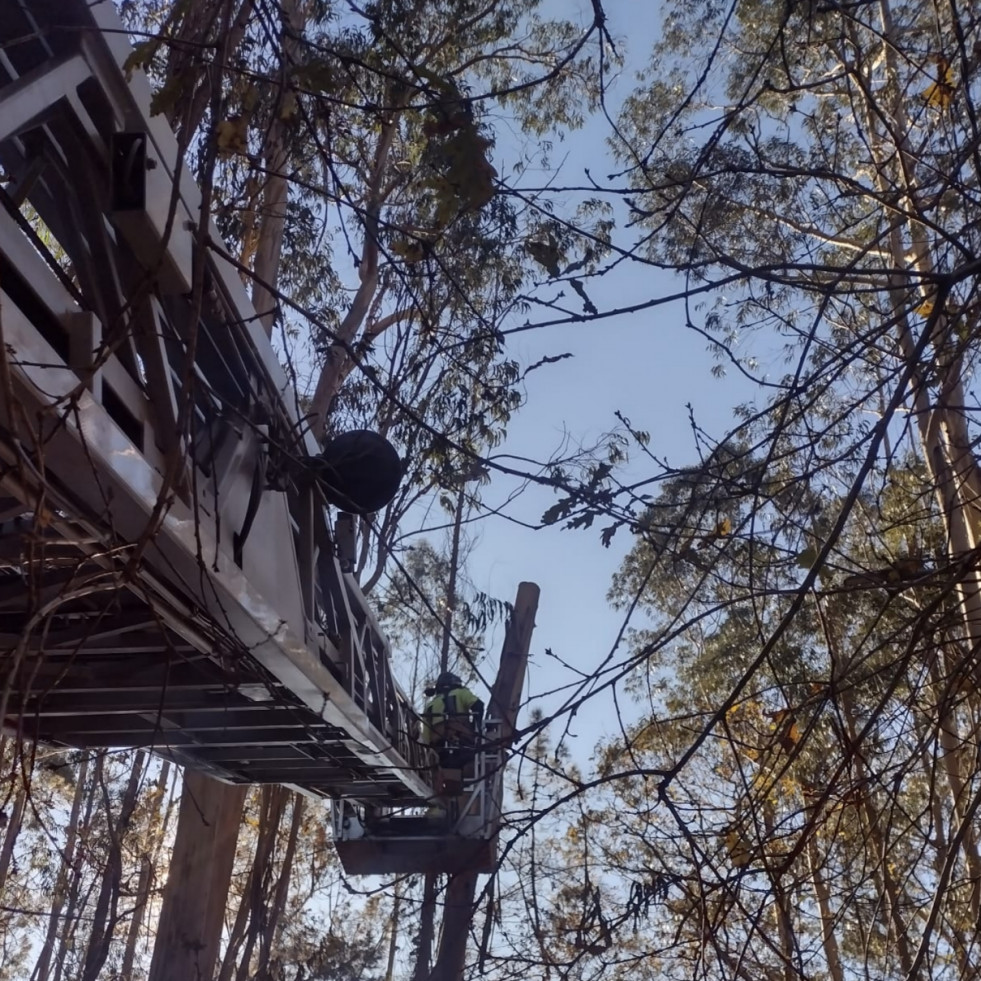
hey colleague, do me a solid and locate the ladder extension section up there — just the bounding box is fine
[0,0,430,803]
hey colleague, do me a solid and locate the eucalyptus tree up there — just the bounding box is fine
[124,0,606,417]
[0,744,179,981]
[121,0,613,591]
[0,1,613,978]
[501,3,981,978]
[497,444,979,981]
[613,0,981,616]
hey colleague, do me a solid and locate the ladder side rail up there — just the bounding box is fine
[133,297,186,463]
[357,605,387,736]
[340,572,428,768]
[472,717,505,839]
[85,0,321,458]
[0,53,91,146]
[0,203,168,481]
[0,48,178,473]
[4,7,361,669]
[311,537,428,771]
[24,2,308,467]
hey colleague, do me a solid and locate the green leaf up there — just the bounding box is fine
[797,545,820,569]
[148,73,188,118]
[122,40,159,80]
[542,501,570,526]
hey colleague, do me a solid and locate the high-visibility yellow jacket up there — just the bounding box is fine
[422,687,483,744]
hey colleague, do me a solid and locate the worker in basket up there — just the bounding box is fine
[421,671,484,796]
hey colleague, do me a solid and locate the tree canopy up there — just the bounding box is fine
[5,0,981,977]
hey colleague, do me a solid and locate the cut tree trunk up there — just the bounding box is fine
[428,583,540,981]
[120,855,153,981]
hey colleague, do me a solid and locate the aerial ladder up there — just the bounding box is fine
[0,0,538,878]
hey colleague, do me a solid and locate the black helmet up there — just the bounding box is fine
[436,671,462,690]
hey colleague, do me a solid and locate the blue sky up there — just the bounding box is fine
[452,0,766,755]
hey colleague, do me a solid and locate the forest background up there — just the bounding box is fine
[3,0,981,978]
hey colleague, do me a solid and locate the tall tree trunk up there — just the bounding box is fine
[762,801,795,981]
[856,0,981,669]
[56,877,98,981]
[384,883,403,981]
[217,785,288,981]
[803,817,845,981]
[148,771,247,981]
[149,759,179,868]
[929,650,981,921]
[0,782,26,893]
[256,793,304,979]
[428,872,478,981]
[836,686,915,975]
[81,752,146,981]
[816,20,981,938]
[32,756,90,981]
[125,757,179,973]
[218,843,257,981]
[250,0,305,336]
[412,874,438,981]
[53,757,100,981]
[120,855,153,981]
[908,709,975,968]
[121,760,176,981]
